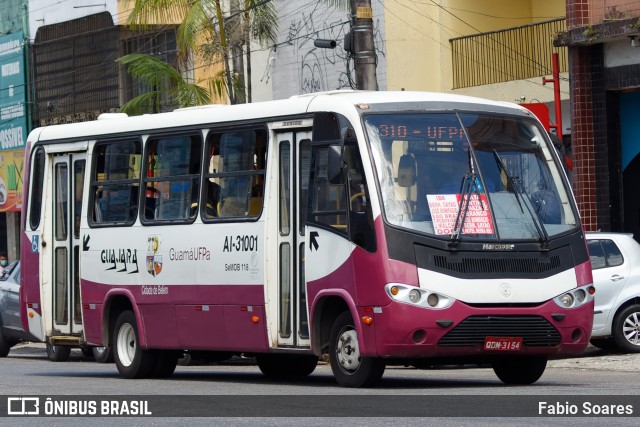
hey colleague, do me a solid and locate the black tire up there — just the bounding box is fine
[177,353,193,366]
[612,304,640,353]
[589,337,618,351]
[0,327,11,357]
[46,342,71,362]
[492,356,547,385]
[81,347,93,357]
[112,310,157,379]
[92,346,114,363]
[153,350,179,378]
[329,311,385,388]
[256,354,318,378]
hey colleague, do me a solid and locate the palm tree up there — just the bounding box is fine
[119,0,277,112]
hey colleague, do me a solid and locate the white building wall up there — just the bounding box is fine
[249,39,274,103]
[271,0,387,100]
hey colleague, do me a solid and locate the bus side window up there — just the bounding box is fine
[307,143,376,251]
[142,134,201,222]
[345,145,376,252]
[308,145,348,234]
[204,128,267,220]
[90,140,141,226]
[29,147,46,230]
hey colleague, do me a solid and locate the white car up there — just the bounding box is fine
[586,232,640,352]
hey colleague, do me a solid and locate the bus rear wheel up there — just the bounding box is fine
[492,356,547,385]
[256,354,318,378]
[46,342,71,362]
[153,350,179,378]
[113,310,157,379]
[329,312,385,388]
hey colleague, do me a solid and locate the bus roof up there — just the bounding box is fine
[29,91,526,143]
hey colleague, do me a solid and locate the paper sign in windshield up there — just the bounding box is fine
[427,194,494,235]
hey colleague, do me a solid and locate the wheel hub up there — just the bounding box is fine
[336,328,361,373]
[623,312,640,345]
[117,323,136,367]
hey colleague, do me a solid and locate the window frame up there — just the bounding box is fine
[89,138,142,228]
[202,126,268,223]
[29,146,47,230]
[587,239,625,270]
[140,131,203,225]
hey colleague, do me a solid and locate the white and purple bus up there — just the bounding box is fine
[20,91,594,387]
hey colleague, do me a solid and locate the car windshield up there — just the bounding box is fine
[365,112,577,241]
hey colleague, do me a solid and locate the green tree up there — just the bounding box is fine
[120,0,277,113]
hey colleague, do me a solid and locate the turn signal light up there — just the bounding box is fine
[251,315,260,323]
[361,316,373,326]
[390,286,399,296]
[588,286,596,296]
[28,311,34,318]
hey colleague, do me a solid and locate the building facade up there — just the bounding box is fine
[556,0,640,238]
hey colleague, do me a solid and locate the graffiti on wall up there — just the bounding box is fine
[272,2,386,98]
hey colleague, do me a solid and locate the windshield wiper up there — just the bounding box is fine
[493,150,550,249]
[449,172,485,248]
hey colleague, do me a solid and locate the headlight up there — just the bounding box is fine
[408,289,421,303]
[553,284,595,309]
[558,293,574,307]
[385,284,454,309]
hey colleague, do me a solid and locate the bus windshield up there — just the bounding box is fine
[365,112,577,241]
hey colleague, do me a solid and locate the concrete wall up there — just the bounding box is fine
[271,1,387,99]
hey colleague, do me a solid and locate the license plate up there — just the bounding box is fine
[483,336,523,351]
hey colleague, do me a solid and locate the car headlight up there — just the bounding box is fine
[553,284,595,309]
[385,284,454,309]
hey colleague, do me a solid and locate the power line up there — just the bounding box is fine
[380,0,568,94]
[403,0,563,20]
[425,0,567,83]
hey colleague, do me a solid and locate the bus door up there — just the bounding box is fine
[51,153,86,336]
[275,131,312,347]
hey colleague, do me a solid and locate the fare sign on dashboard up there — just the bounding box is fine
[427,193,494,235]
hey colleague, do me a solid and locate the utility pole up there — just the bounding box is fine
[350,0,378,90]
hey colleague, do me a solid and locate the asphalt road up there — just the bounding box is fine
[1,343,639,426]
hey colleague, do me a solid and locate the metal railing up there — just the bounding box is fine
[450,19,567,89]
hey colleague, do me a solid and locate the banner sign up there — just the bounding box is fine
[0,395,638,417]
[0,31,26,212]
[0,148,23,212]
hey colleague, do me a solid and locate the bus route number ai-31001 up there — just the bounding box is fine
[223,235,258,253]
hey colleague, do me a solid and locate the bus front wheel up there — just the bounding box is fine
[113,310,157,379]
[492,356,547,385]
[329,311,385,388]
[46,342,71,362]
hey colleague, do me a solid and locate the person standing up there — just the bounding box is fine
[0,252,8,276]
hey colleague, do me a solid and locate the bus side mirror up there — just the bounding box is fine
[327,145,344,184]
